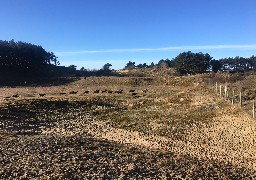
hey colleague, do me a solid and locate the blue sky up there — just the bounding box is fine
[1,0,256,70]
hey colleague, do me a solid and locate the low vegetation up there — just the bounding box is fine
[1,71,256,178]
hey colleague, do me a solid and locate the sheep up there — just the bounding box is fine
[83,90,90,94]
[131,92,138,96]
[93,89,100,93]
[12,94,19,98]
[39,93,46,97]
[101,89,108,93]
[115,89,123,94]
[142,89,148,93]
[69,91,78,95]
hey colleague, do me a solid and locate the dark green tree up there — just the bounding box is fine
[250,55,256,71]
[172,51,212,75]
[68,65,77,70]
[136,64,144,69]
[136,63,148,69]
[219,56,256,72]
[103,63,112,71]
[210,59,222,72]
[143,63,148,68]
[0,40,59,70]
[148,62,155,68]
[80,67,87,71]
[157,59,168,68]
[124,61,136,70]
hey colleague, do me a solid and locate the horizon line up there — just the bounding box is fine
[55,44,256,56]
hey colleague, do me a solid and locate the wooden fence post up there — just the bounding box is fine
[253,99,255,118]
[239,91,242,107]
[224,86,227,99]
[220,85,222,97]
[215,82,218,94]
[232,90,235,104]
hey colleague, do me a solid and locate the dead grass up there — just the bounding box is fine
[0,73,256,178]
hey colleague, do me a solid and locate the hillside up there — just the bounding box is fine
[1,71,256,178]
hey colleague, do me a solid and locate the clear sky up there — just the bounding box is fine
[1,0,256,70]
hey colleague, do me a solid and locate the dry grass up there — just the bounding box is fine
[0,73,256,178]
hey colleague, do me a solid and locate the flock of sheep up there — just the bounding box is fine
[66,88,149,96]
[2,88,149,100]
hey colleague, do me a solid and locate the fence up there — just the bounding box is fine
[208,80,256,119]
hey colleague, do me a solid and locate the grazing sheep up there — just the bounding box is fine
[94,89,100,93]
[12,94,19,98]
[39,93,46,97]
[69,91,78,94]
[142,89,148,93]
[101,89,108,93]
[131,92,138,96]
[115,89,123,94]
[131,92,140,98]
[83,90,90,94]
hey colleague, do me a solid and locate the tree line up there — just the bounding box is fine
[1,40,256,77]
[121,51,256,75]
[0,40,59,72]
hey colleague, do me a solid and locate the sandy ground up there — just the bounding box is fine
[1,76,256,178]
